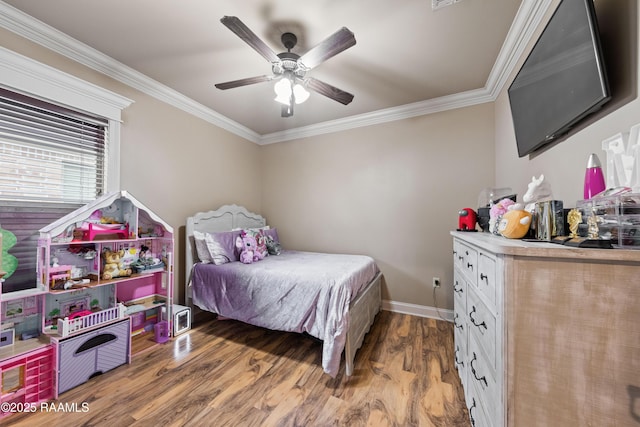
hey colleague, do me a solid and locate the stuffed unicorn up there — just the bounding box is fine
[236,234,258,264]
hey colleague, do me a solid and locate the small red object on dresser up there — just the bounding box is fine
[457,208,478,231]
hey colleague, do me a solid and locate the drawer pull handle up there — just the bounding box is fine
[480,273,488,283]
[453,281,463,294]
[458,255,464,261]
[455,347,464,367]
[469,306,487,330]
[454,314,464,331]
[469,398,477,427]
[467,262,474,271]
[470,352,488,388]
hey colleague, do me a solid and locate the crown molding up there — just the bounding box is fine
[484,0,553,100]
[0,1,261,144]
[0,0,551,145]
[260,0,553,144]
[258,87,494,144]
[0,46,133,121]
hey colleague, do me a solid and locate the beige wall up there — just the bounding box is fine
[261,105,495,309]
[3,0,636,313]
[495,0,639,207]
[1,28,263,304]
[0,24,498,311]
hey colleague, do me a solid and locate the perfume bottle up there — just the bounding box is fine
[583,153,606,199]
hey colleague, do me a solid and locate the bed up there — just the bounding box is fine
[185,205,381,377]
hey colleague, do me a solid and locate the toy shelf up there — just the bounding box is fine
[125,295,167,311]
[0,288,47,302]
[48,235,169,247]
[0,345,55,418]
[46,269,168,295]
[0,336,49,361]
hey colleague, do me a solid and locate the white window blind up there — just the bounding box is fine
[0,88,109,293]
[0,87,108,204]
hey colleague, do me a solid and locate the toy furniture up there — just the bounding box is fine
[37,190,174,339]
[54,318,130,394]
[0,345,54,418]
[79,222,129,241]
[48,265,73,290]
[172,304,191,336]
[1,191,174,416]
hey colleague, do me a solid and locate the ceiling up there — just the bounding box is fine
[1,0,546,144]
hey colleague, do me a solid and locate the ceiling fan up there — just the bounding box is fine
[214,16,356,117]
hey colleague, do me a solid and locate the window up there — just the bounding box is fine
[0,88,108,204]
[0,89,109,292]
[0,48,132,293]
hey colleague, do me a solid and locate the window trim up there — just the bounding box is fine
[0,47,133,192]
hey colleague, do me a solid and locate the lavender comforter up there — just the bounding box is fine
[190,250,379,377]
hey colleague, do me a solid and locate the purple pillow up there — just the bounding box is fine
[204,230,241,264]
[263,227,279,243]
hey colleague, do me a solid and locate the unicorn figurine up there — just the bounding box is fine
[523,174,553,213]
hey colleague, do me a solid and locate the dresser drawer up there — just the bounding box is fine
[453,272,467,314]
[454,327,467,387]
[477,252,497,308]
[458,242,478,285]
[468,370,493,427]
[468,333,499,424]
[453,240,464,270]
[467,288,498,378]
[453,309,466,339]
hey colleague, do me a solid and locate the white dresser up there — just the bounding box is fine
[451,231,640,427]
[453,233,503,427]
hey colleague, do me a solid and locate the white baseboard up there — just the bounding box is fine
[381,299,454,322]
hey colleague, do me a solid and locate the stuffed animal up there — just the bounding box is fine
[102,249,133,280]
[489,198,515,234]
[498,203,532,239]
[523,174,553,213]
[241,229,267,260]
[265,235,281,255]
[236,234,258,264]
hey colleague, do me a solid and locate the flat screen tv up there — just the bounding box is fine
[508,0,611,157]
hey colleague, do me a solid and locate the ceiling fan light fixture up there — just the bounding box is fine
[216,17,355,116]
[274,78,292,105]
[293,83,310,104]
[274,75,309,107]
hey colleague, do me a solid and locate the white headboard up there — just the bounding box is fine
[185,204,266,306]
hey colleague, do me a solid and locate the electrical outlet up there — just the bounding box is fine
[432,277,441,288]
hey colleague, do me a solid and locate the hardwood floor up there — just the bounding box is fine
[5,311,470,426]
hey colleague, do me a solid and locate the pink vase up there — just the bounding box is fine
[583,153,606,199]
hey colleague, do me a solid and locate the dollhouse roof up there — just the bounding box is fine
[39,190,173,238]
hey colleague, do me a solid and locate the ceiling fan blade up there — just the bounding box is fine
[221,16,280,63]
[306,77,354,105]
[298,27,356,70]
[215,75,275,90]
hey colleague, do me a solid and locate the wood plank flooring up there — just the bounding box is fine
[5,311,470,426]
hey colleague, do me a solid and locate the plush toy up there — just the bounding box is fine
[265,235,281,255]
[236,234,258,264]
[102,249,133,280]
[523,174,553,213]
[498,203,532,239]
[489,198,515,234]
